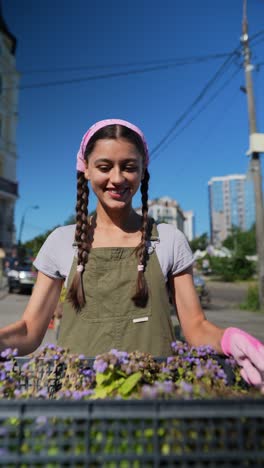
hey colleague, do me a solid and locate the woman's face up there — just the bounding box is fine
[84,138,145,212]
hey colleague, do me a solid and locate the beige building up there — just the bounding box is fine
[135,196,194,241]
[0,8,19,249]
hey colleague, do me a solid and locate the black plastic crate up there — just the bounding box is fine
[0,399,263,467]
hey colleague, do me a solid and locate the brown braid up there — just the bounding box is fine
[66,171,91,311]
[132,168,150,307]
[67,123,148,311]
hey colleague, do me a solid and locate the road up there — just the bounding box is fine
[0,280,264,357]
[204,280,264,342]
[0,291,56,354]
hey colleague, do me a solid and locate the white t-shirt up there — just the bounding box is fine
[33,223,194,286]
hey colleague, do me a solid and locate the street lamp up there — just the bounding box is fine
[18,205,39,246]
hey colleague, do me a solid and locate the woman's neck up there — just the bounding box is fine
[94,205,141,233]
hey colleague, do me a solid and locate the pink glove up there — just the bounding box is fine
[221,327,264,389]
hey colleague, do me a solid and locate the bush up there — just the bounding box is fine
[240,283,260,311]
[209,255,255,282]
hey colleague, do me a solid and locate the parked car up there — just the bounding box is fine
[6,262,37,293]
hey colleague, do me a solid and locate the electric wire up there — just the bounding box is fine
[2,52,233,76]
[2,30,263,90]
[150,63,241,163]
[149,50,239,159]
[2,54,235,91]
[250,29,264,45]
[149,31,264,161]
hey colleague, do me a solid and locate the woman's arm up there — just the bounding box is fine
[171,266,264,388]
[170,266,224,353]
[0,272,64,356]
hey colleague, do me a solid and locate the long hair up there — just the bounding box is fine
[67,124,150,311]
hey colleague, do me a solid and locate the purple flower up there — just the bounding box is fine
[0,427,8,436]
[36,416,47,424]
[0,449,8,455]
[167,357,174,364]
[1,348,13,358]
[3,361,13,372]
[37,389,48,398]
[196,367,204,378]
[82,369,94,377]
[109,349,129,363]
[141,385,158,399]
[180,382,193,393]
[93,359,108,373]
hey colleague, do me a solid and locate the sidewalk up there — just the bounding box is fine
[172,307,264,343]
[0,274,8,300]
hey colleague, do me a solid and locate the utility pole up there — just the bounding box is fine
[240,0,264,308]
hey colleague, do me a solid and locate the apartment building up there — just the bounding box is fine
[135,196,195,241]
[208,174,255,245]
[0,7,19,249]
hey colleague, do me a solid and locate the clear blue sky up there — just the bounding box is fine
[3,0,264,242]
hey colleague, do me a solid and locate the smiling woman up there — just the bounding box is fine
[83,138,144,211]
[0,118,263,394]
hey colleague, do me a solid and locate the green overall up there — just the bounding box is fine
[58,223,175,357]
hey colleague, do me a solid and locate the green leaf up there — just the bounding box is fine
[119,372,142,396]
[96,370,112,385]
[106,377,126,394]
[92,387,109,399]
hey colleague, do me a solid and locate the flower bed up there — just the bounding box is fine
[0,342,263,466]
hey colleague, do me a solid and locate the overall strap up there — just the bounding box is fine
[148,217,159,241]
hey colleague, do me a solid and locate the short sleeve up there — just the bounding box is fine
[33,225,76,282]
[155,224,194,279]
[170,228,194,275]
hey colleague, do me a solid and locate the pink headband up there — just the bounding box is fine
[76,118,149,172]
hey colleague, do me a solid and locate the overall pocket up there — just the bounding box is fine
[79,254,152,322]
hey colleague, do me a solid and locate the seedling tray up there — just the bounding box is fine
[0,399,263,467]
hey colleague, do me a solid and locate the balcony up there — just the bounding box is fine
[0,176,18,197]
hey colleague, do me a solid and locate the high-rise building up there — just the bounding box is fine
[208,174,255,245]
[183,210,195,242]
[0,6,19,249]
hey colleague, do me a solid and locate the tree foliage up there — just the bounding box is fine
[209,255,256,282]
[189,233,208,253]
[222,225,256,256]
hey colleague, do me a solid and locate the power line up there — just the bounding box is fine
[11,30,264,77]
[251,37,264,48]
[250,29,264,45]
[150,63,241,162]
[2,54,235,91]
[2,52,233,76]
[149,50,239,160]
[2,31,263,91]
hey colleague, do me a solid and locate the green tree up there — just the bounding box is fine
[189,233,208,253]
[223,225,256,257]
[63,214,76,225]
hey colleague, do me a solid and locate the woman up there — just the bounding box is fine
[0,119,263,389]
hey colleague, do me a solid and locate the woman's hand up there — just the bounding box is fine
[221,327,264,390]
[0,272,63,355]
